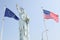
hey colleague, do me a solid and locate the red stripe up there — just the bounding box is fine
[44,14,52,19]
[50,12,59,22]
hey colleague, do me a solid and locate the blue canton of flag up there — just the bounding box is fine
[43,9,52,19]
[4,8,19,20]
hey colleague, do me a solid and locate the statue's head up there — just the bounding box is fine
[16,4,24,15]
[19,7,24,14]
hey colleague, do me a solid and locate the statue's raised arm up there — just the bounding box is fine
[16,4,24,15]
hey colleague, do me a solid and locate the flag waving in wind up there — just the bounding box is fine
[4,8,19,20]
[43,9,59,22]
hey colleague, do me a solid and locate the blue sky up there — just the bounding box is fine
[0,0,60,40]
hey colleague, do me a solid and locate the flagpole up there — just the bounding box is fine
[41,7,48,40]
[1,18,4,40]
[41,30,48,40]
[0,5,6,40]
[41,31,44,40]
[43,19,48,40]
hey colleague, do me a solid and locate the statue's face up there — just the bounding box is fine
[18,8,24,14]
[20,8,24,13]
[21,14,26,21]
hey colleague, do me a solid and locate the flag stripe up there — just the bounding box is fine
[50,12,59,22]
[44,14,52,19]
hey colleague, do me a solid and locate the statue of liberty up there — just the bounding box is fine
[16,4,30,40]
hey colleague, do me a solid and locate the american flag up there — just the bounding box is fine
[43,9,59,22]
